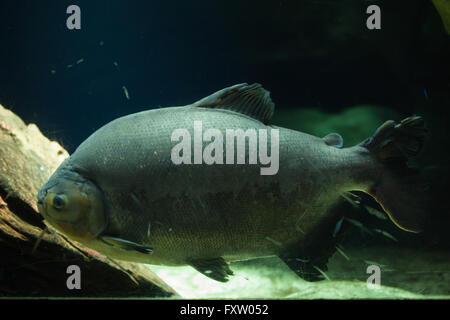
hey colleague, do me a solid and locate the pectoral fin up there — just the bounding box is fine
[187,257,234,282]
[100,236,153,254]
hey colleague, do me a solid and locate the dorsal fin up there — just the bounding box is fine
[193,83,275,124]
[323,133,343,148]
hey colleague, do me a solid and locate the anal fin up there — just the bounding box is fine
[279,254,329,282]
[187,257,234,282]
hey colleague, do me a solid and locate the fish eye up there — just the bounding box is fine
[53,195,67,210]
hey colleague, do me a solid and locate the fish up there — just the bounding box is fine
[122,86,130,100]
[364,205,387,220]
[373,229,398,242]
[36,83,429,282]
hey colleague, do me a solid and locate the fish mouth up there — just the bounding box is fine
[36,182,58,216]
[36,193,48,219]
[36,188,46,213]
[36,188,57,220]
[36,188,80,224]
[36,193,69,227]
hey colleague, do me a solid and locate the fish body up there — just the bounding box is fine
[37,83,428,282]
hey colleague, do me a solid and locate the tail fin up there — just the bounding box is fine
[360,116,429,233]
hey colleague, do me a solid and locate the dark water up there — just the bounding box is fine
[0,0,449,298]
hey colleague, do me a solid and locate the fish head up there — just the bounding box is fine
[37,165,106,242]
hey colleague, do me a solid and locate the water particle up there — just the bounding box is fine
[364,205,387,220]
[122,86,130,100]
[335,245,350,261]
[374,229,398,242]
[313,266,331,281]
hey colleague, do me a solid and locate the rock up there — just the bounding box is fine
[285,281,424,299]
[0,104,178,297]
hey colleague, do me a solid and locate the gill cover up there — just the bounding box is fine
[37,164,106,241]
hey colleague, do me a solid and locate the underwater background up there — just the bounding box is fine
[0,0,449,298]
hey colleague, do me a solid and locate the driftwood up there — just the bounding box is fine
[0,104,177,297]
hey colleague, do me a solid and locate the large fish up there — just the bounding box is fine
[37,83,428,282]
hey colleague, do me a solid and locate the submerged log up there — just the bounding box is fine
[0,104,177,297]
